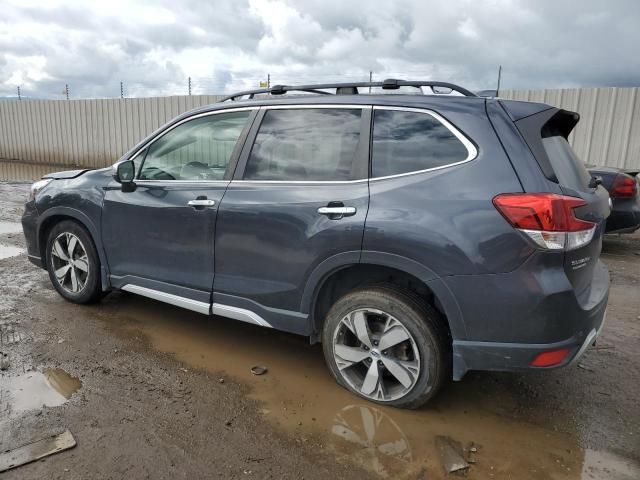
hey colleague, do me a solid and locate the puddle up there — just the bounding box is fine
[0,244,24,260]
[0,222,22,235]
[104,295,639,479]
[1,368,82,414]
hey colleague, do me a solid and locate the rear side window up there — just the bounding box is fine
[371,109,470,178]
[542,126,592,191]
[244,108,362,181]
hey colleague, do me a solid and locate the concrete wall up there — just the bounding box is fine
[1,88,639,182]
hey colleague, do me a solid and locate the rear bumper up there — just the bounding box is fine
[452,304,607,379]
[605,197,640,233]
[448,256,610,380]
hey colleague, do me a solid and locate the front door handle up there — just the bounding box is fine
[317,206,357,216]
[188,199,216,208]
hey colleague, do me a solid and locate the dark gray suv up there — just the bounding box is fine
[22,80,610,408]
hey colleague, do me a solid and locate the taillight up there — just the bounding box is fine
[610,173,637,198]
[493,193,597,251]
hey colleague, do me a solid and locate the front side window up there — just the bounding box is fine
[244,108,363,181]
[371,109,470,178]
[139,111,251,181]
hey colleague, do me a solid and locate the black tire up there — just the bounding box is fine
[45,220,103,304]
[322,285,450,409]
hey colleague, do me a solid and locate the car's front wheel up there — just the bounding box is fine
[322,286,449,409]
[45,220,102,304]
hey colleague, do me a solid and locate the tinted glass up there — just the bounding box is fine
[371,109,469,178]
[244,109,362,181]
[542,127,592,191]
[139,111,250,181]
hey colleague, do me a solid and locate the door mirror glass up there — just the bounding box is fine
[115,160,135,183]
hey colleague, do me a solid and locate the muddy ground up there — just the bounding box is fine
[0,181,638,479]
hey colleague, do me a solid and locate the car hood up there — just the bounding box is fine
[42,169,91,180]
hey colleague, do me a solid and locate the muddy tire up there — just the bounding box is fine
[45,220,102,304]
[322,285,449,409]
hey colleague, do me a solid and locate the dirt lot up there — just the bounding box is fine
[1,181,639,479]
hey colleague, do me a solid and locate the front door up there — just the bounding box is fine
[213,106,371,333]
[102,108,256,304]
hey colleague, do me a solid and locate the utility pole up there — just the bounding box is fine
[64,84,69,100]
[369,71,373,94]
[267,73,270,88]
[17,86,21,101]
[496,65,502,97]
[188,77,192,96]
[120,81,124,99]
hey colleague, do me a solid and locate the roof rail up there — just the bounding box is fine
[219,79,477,102]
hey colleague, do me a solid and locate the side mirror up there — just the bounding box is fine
[114,160,137,192]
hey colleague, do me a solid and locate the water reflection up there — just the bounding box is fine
[331,404,412,478]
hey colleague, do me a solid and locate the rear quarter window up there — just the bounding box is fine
[371,109,471,178]
[542,126,592,192]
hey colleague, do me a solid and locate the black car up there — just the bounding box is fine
[588,165,640,233]
[22,79,610,408]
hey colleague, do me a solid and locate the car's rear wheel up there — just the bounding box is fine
[45,220,102,304]
[322,286,449,409]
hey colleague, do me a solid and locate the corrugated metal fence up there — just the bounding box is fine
[499,88,640,170]
[0,95,224,181]
[1,88,639,181]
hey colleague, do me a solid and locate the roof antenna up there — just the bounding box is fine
[496,65,502,97]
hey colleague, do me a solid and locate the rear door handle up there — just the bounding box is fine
[317,206,357,216]
[188,199,216,207]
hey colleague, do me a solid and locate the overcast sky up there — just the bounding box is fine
[1,0,639,99]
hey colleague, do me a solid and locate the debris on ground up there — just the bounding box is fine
[435,435,469,475]
[0,430,76,473]
[577,363,595,372]
[251,366,268,376]
[466,442,478,464]
[0,352,9,371]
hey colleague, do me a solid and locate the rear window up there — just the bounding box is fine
[371,109,470,178]
[542,126,592,191]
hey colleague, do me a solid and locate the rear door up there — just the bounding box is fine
[212,105,371,333]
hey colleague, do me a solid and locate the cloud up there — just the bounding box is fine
[0,0,639,99]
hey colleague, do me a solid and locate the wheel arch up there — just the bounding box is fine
[303,251,467,343]
[37,207,110,290]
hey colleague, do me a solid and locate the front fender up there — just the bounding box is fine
[37,206,110,289]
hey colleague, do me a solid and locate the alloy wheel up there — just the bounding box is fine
[50,232,89,294]
[332,308,421,402]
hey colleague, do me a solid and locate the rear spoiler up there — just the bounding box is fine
[503,104,580,183]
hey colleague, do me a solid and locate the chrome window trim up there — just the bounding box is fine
[135,179,230,186]
[113,106,258,172]
[262,104,372,111]
[369,105,478,182]
[114,104,477,185]
[231,178,369,185]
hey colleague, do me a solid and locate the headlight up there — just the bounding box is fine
[28,178,53,201]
